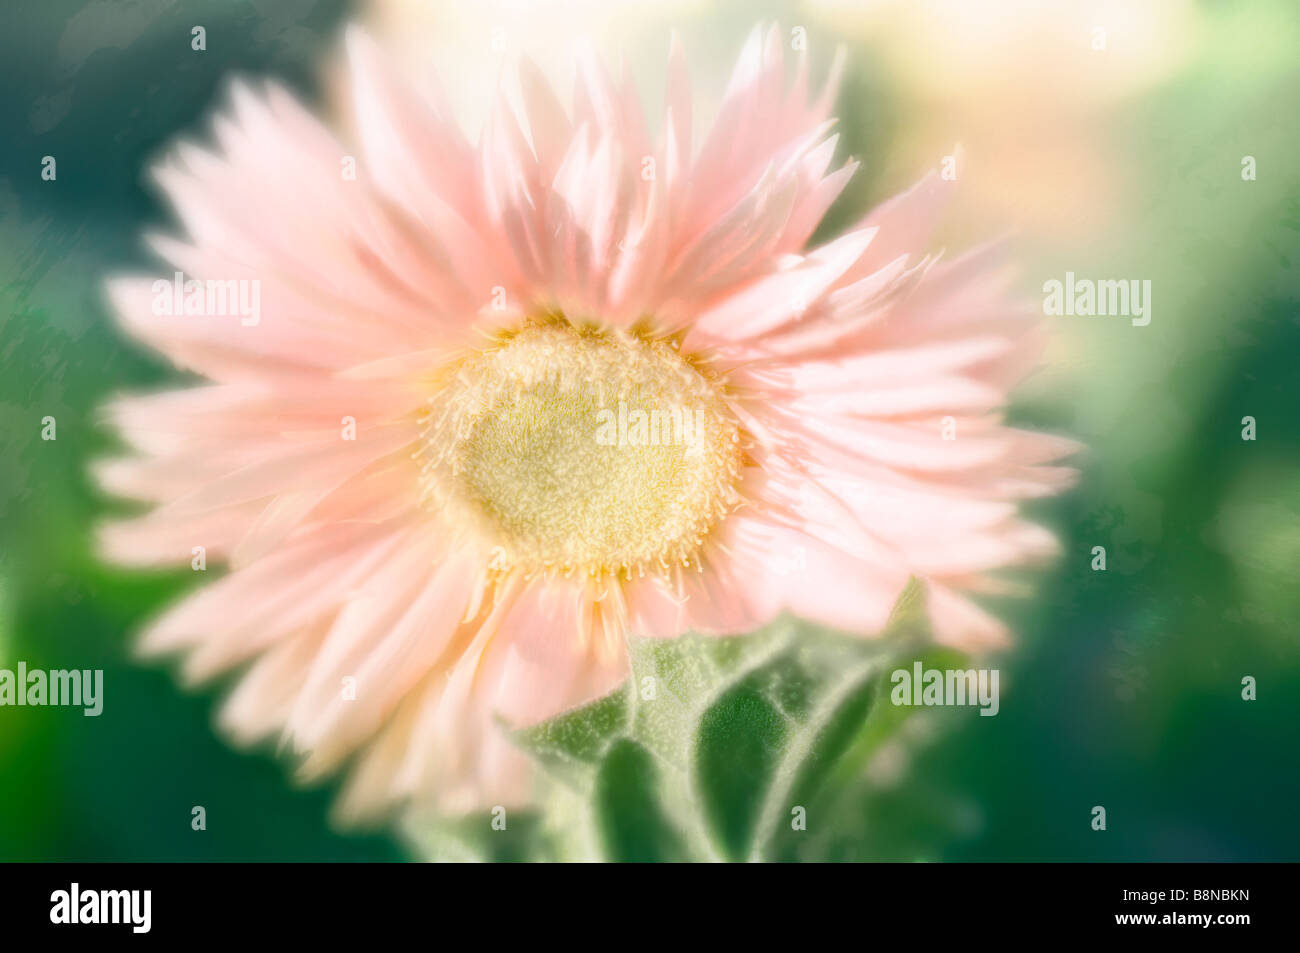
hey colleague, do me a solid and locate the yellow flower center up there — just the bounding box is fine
[420,320,744,579]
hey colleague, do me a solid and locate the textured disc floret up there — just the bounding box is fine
[419,320,744,579]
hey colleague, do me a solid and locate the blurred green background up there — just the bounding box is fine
[1,0,1297,861]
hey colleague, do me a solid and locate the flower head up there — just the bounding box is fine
[100,25,1074,817]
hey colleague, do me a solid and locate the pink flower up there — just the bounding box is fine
[100,25,1075,817]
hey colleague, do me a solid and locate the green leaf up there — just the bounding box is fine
[593,739,688,862]
[410,578,967,862]
[403,809,550,863]
[514,689,629,790]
